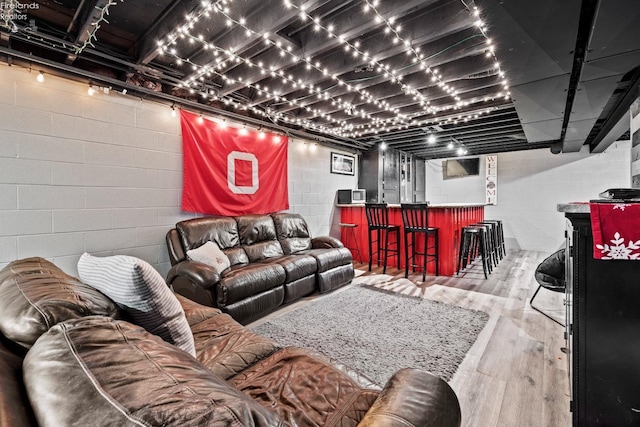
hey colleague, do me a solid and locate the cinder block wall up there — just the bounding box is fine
[0,64,356,276]
[632,101,640,187]
[425,143,631,253]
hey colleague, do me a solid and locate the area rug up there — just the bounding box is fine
[252,285,489,385]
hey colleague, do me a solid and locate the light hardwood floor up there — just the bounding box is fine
[250,250,571,427]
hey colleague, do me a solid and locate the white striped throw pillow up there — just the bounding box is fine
[77,253,196,357]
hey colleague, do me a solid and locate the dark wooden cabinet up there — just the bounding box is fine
[565,212,640,426]
[358,147,425,203]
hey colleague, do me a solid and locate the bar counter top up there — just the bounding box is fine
[337,202,487,208]
[557,203,590,213]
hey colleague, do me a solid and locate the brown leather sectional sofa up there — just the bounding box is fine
[0,257,462,427]
[166,212,355,324]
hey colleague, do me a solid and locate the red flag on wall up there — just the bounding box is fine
[180,110,289,216]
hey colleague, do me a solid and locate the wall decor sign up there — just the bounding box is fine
[486,155,497,205]
[180,110,289,216]
[330,152,355,175]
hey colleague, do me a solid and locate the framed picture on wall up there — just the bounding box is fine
[330,152,355,175]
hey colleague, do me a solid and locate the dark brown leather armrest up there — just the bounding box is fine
[358,368,461,427]
[311,236,344,249]
[166,261,220,290]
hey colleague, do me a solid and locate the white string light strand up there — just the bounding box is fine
[155,0,511,139]
[75,1,122,54]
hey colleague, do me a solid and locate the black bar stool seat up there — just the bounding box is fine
[400,203,439,281]
[365,203,401,274]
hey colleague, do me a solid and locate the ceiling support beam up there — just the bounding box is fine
[559,0,600,152]
[589,66,640,152]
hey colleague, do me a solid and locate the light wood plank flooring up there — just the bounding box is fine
[249,250,571,427]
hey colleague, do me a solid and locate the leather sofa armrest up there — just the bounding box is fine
[311,236,344,249]
[166,261,220,291]
[357,368,461,427]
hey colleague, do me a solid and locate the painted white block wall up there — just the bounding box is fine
[0,64,356,277]
[631,106,640,186]
[426,142,631,253]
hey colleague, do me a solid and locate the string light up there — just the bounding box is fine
[75,1,123,54]
[87,85,95,96]
[36,71,44,83]
[151,0,513,141]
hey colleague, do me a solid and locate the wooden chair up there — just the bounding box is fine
[365,203,400,274]
[400,203,439,281]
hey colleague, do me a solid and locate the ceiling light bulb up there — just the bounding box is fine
[427,135,436,144]
[380,142,387,150]
[87,86,95,96]
[36,71,44,83]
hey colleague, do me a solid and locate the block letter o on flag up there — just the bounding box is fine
[227,151,259,194]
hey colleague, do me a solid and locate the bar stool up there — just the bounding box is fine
[476,221,500,267]
[365,203,400,274]
[400,203,439,281]
[457,226,490,279]
[472,224,494,274]
[481,219,505,259]
[339,223,361,263]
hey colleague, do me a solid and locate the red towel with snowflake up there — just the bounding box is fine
[590,202,640,259]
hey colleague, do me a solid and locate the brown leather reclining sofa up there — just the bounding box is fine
[166,212,355,324]
[0,258,462,427]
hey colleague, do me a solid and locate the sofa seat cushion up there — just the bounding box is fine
[23,317,283,427]
[191,312,279,379]
[0,258,120,349]
[78,253,196,357]
[218,263,286,306]
[299,247,353,272]
[229,347,380,426]
[261,255,317,283]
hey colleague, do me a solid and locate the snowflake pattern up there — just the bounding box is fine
[596,232,640,259]
[613,203,630,211]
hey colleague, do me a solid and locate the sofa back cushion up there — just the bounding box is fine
[23,317,283,427]
[237,215,285,262]
[271,213,312,254]
[77,253,196,357]
[177,217,249,266]
[0,258,120,349]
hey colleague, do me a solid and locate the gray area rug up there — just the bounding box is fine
[252,285,489,385]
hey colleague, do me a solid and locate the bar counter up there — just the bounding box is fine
[338,203,485,277]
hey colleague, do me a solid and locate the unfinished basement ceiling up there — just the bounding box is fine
[1,0,639,158]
